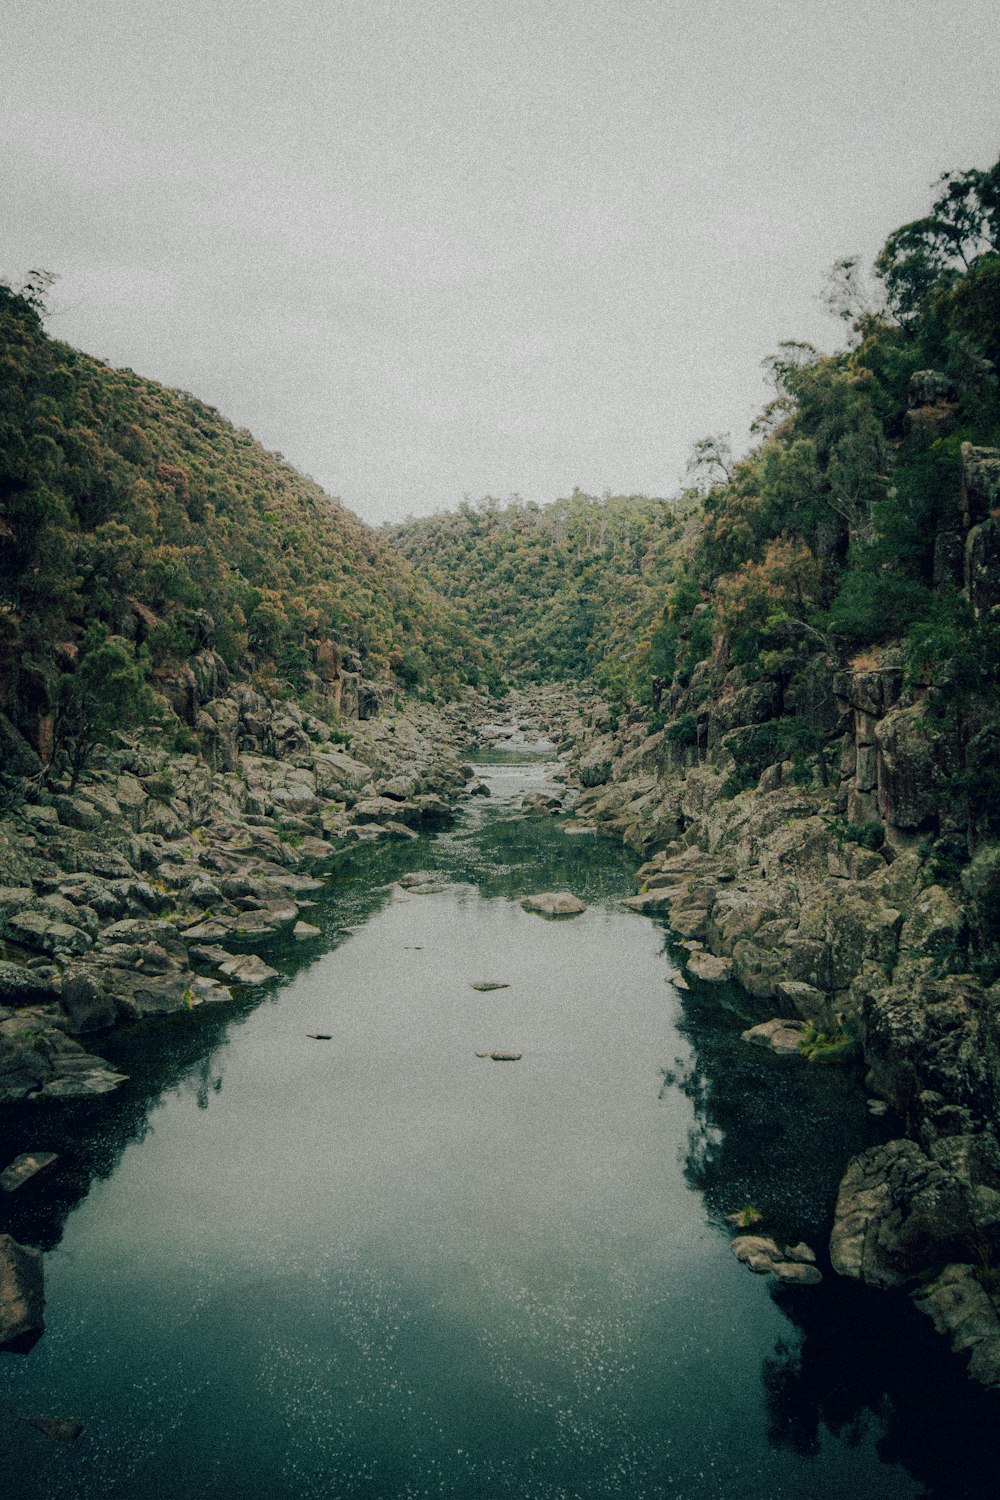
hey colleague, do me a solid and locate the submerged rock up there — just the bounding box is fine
[520,892,587,918]
[1,1152,58,1192]
[0,1233,45,1349]
[470,981,510,992]
[21,1416,84,1443]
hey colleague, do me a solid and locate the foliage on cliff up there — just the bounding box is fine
[650,158,1000,843]
[0,282,488,763]
[386,489,691,688]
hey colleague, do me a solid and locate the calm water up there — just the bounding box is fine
[1,738,997,1498]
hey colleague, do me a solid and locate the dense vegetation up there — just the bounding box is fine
[395,159,1000,852]
[0,281,489,775]
[387,490,692,693]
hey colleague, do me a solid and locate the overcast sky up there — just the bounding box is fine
[3,1,998,524]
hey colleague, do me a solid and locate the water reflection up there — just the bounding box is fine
[655,925,1000,1498]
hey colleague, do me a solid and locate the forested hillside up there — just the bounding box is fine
[396,160,1000,858]
[0,282,488,785]
[387,490,691,690]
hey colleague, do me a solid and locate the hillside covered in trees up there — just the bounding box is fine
[387,490,692,692]
[0,282,489,788]
[396,159,1000,860]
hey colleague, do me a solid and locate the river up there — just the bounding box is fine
[0,729,996,1498]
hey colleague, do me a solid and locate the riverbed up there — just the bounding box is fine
[0,732,996,1498]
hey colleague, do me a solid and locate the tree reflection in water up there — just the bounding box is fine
[662,935,1000,1499]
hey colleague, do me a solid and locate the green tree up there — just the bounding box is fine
[52,625,152,788]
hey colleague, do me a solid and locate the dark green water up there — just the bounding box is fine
[1,743,997,1498]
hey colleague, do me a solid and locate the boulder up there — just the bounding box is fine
[624,890,675,915]
[52,794,103,832]
[775,980,834,1029]
[830,1139,978,1287]
[60,971,116,1033]
[521,791,563,816]
[0,1234,44,1349]
[741,1018,808,1055]
[0,961,60,1007]
[520,892,587,918]
[380,775,418,800]
[352,796,413,826]
[731,1234,822,1284]
[686,952,733,983]
[731,1234,783,1272]
[4,910,91,957]
[217,954,279,986]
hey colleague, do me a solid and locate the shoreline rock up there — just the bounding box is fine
[0,1233,45,1349]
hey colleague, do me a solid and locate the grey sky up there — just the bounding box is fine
[3,1,998,524]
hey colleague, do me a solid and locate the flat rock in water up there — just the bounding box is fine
[741,1018,807,1055]
[405,881,451,895]
[470,981,510,992]
[520,892,587,918]
[293,921,322,941]
[218,954,279,986]
[21,1416,83,1443]
[398,871,437,888]
[0,1233,45,1349]
[1,1153,58,1193]
[686,952,733,983]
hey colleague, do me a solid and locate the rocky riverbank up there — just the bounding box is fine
[508,682,1000,1390]
[0,682,492,1116]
